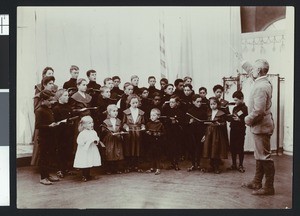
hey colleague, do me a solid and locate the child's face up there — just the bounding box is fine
[88,72,97,81]
[210,100,218,110]
[59,91,69,104]
[160,81,167,89]
[165,85,174,95]
[183,87,192,96]
[153,96,161,106]
[84,120,94,130]
[42,98,52,108]
[78,81,87,92]
[124,85,133,95]
[169,98,177,108]
[150,111,159,121]
[109,107,118,118]
[105,80,114,90]
[141,90,149,98]
[233,97,243,106]
[45,70,54,77]
[130,98,139,109]
[148,78,156,87]
[44,81,54,91]
[214,89,223,99]
[70,70,79,79]
[193,98,202,108]
[184,79,192,85]
[131,78,139,87]
[102,89,111,99]
[176,82,184,91]
[113,79,121,87]
[199,90,207,98]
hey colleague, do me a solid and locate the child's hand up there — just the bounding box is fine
[189,119,194,124]
[232,115,240,121]
[201,136,205,142]
[141,125,146,131]
[124,126,129,132]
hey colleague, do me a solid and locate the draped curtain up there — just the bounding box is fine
[17,7,241,145]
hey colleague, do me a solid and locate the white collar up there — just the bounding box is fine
[78,91,86,98]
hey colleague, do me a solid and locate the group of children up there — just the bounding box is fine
[33,65,248,185]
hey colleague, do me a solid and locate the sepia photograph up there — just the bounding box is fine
[16,6,294,209]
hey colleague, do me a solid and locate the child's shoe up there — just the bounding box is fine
[40,178,52,185]
[146,168,154,173]
[238,165,245,173]
[82,176,87,182]
[155,169,161,175]
[48,175,60,182]
[56,171,64,178]
[187,166,196,172]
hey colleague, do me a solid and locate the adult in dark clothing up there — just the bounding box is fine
[147,76,160,99]
[35,90,60,185]
[227,91,248,173]
[63,65,79,96]
[35,67,58,95]
[186,94,208,171]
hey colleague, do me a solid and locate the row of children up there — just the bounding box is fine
[33,66,248,185]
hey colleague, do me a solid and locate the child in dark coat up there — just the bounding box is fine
[161,95,184,171]
[186,94,208,171]
[35,90,60,185]
[122,94,145,172]
[227,91,248,172]
[101,104,125,174]
[52,89,75,178]
[145,108,165,175]
[202,97,228,174]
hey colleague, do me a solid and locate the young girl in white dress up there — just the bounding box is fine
[73,116,102,181]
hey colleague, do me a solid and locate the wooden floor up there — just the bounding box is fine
[17,154,292,209]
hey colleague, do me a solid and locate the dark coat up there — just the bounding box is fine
[63,78,78,96]
[69,92,92,117]
[148,86,160,99]
[111,87,124,100]
[122,108,145,157]
[87,81,101,107]
[203,110,228,159]
[229,103,248,152]
[102,118,124,161]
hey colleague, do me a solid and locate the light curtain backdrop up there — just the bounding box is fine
[17,7,241,145]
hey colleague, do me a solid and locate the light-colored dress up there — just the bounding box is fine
[73,129,101,168]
